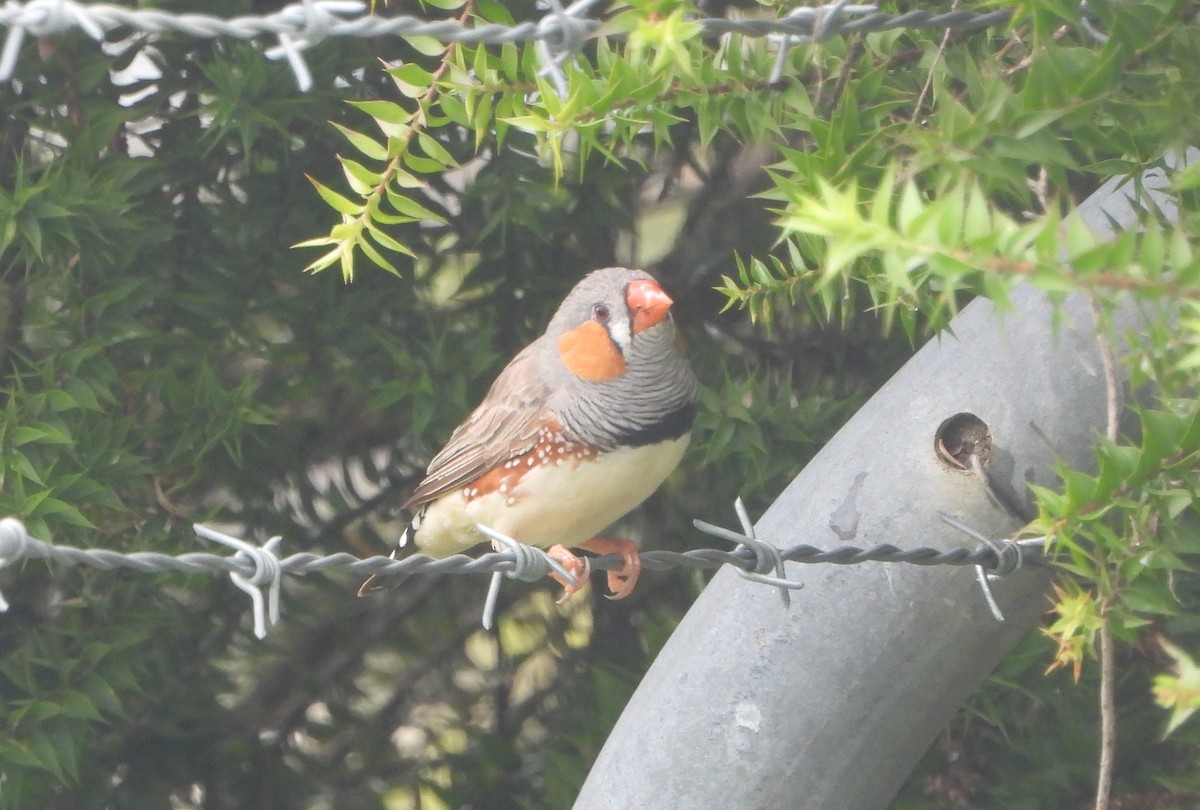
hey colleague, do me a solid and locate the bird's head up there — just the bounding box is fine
[548,267,678,383]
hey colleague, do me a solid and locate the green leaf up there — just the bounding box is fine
[300,244,345,275]
[388,63,435,98]
[332,123,389,161]
[33,497,94,528]
[12,424,72,446]
[366,222,418,256]
[1154,638,1200,736]
[349,100,414,128]
[403,34,448,56]
[502,115,553,134]
[59,690,103,721]
[416,132,456,167]
[307,176,364,216]
[498,41,520,81]
[61,378,104,411]
[437,93,469,127]
[896,182,923,233]
[18,215,43,259]
[1014,109,1072,140]
[339,156,383,195]
[358,236,403,277]
[402,152,448,174]
[81,675,124,716]
[385,189,446,224]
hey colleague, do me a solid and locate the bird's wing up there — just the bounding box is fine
[403,341,553,509]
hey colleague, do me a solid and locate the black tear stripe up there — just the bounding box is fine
[613,401,697,447]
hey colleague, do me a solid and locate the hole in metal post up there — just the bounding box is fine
[935,413,992,471]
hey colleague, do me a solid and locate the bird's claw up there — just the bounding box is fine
[547,544,591,603]
[581,537,641,601]
[547,539,642,601]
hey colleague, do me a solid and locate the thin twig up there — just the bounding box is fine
[1087,291,1120,810]
[1002,23,1070,77]
[819,34,865,120]
[1090,298,1121,446]
[1095,621,1116,810]
[910,1,957,126]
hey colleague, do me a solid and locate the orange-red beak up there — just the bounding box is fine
[627,279,673,334]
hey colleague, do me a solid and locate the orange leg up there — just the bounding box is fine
[547,544,591,603]
[578,537,641,601]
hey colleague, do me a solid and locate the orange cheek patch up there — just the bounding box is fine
[557,321,626,381]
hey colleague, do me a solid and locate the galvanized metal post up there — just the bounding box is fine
[574,151,1195,810]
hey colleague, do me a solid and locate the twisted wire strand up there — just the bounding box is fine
[0,516,1046,581]
[0,514,1049,630]
[0,2,1016,45]
[0,1,1032,92]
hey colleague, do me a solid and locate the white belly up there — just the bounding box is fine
[414,435,690,557]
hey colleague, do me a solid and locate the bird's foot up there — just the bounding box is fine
[579,537,641,601]
[547,544,591,603]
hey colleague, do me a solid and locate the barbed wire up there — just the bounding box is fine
[0,0,1025,90]
[0,505,1049,636]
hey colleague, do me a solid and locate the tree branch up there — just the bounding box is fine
[1088,291,1120,810]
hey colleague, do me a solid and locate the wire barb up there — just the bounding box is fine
[0,517,33,612]
[937,512,1049,623]
[263,0,364,90]
[694,497,805,608]
[475,523,577,630]
[533,0,596,99]
[1077,0,1109,44]
[194,525,284,639]
[0,0,103,82]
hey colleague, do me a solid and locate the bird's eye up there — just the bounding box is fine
[592,304,610,322]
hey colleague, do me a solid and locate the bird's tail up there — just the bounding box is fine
[356,524,413,596]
